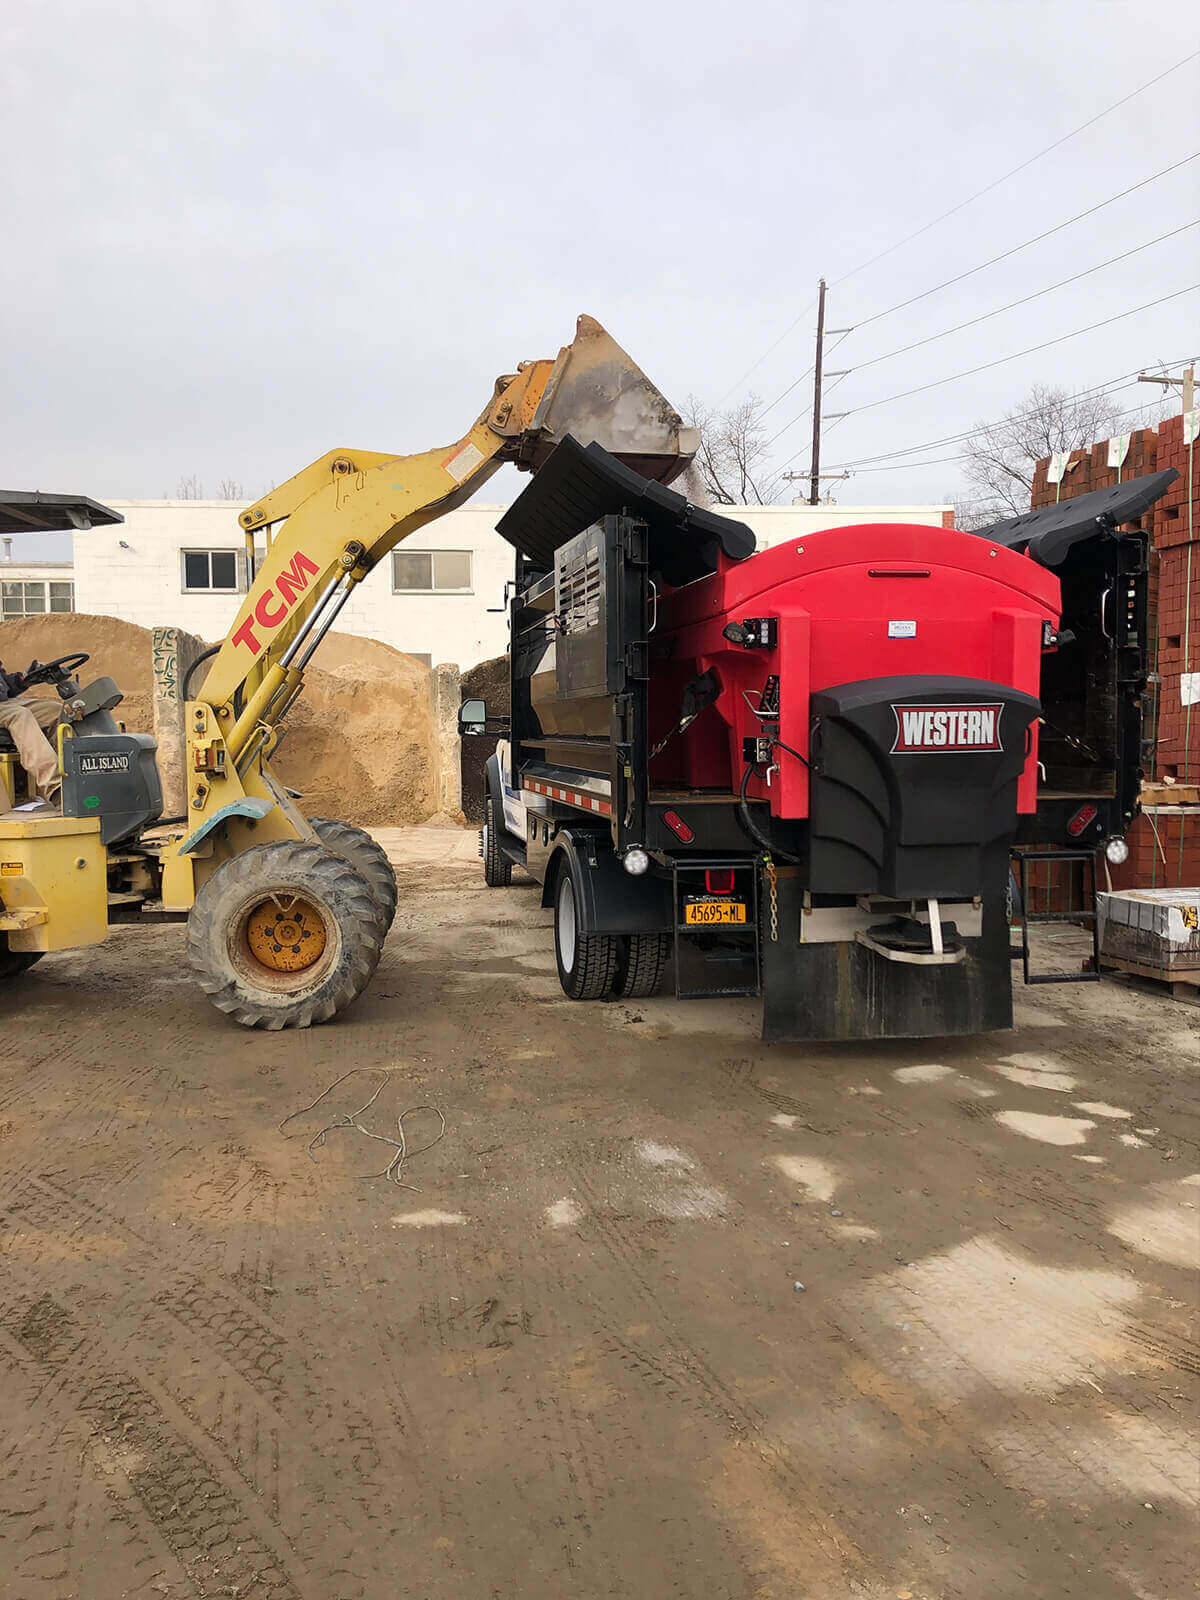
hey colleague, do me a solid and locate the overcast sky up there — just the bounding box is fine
[2,2,1197,558]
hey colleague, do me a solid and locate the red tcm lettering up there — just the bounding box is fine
[231,551,321,656]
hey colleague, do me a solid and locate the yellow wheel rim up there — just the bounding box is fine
[245,895,328,973]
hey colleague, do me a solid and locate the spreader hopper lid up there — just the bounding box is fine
[497,437,755,584]
[974,469,1179,567]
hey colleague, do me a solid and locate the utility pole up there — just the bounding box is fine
[1138,363,1195,413]
[809,278,827,506]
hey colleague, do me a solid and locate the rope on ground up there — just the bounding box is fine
[279,1069,447,1190]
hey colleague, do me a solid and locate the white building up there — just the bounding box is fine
[38,498,953,672]
[1,560,76,620]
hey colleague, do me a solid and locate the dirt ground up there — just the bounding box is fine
[1,827,1196,1600]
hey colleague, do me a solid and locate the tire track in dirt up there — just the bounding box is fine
[0,1289,302,1600]
[0,1170,428,1598]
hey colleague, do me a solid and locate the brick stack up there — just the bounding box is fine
[1149,411,1200,784]
[1028,410,1200,891]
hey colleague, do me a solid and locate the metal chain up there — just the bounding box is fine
[763,855,779,942]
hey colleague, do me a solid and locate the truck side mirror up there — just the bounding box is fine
[458,699,488,737]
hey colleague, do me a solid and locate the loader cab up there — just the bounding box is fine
[1,654,163,845]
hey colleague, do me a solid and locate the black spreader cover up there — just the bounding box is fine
[807,675,1040,899]
[974,469,1178,568]
[497,436,755,586]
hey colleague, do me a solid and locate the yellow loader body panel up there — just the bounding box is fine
[0,814,107,953]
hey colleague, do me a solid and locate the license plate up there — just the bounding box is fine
[685,899,747,926]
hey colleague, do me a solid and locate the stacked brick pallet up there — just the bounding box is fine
[1030,409,1199,892]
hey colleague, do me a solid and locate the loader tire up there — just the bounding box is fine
[482,793,512,888]
[553,869,619,1001]
[187,840,386,1031]
[307,816,398,930]
[0,937,43,980]
[613,931,671,999]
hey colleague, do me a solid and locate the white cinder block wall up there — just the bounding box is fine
[69,500,953,673]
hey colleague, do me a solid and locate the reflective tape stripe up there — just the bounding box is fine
[521,779,612,816]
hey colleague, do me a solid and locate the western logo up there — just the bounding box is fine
[891,703,1003,754]
[231,550,321,656]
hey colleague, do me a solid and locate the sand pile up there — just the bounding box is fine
[0,615,438,827]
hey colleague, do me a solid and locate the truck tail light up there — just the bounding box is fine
[705,869,735,896]
[1067,803,1098,837]
[663,810,694,843]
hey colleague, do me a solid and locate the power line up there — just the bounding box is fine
[850,152,1200,334]
[714,48,1200,401]
[830,49,1200,289]
[821,354,1198,471]
[844,396,1177,474]
[850,221,1199,376]
[767,285,1198,475]
[760,332,850,439]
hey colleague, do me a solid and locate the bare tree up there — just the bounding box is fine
[218,478,246,500]
[176,473,204,500]
[961,385,1127,521]
[683,394,782,505]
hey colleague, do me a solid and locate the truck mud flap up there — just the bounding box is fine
[761,877,1012,1042]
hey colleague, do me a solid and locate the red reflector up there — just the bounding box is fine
[663,809,694,843]
[705,869,735,895]
[1067,803,1098,837]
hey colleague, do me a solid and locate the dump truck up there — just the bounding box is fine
[461,440,1177,1041]
[0,317,698,1027]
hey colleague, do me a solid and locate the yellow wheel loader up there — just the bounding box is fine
[0,317,697,1028]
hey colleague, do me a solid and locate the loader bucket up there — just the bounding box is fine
[514,314,698,485]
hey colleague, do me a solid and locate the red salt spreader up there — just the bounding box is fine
[461,440,1176,1041]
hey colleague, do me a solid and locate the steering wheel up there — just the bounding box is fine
[40,652,91,675]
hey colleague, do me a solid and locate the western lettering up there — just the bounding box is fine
[892,702,1003,754]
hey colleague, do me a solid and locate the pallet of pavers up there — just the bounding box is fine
[1097,888,1200,1001]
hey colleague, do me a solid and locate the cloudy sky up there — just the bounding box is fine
[2,2,1196,557]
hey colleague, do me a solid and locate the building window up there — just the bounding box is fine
[182,549,240,593]
[391,549,472,593]
[2,579,74,617]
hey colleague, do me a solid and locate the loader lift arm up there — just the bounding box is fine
[160,315,696,912]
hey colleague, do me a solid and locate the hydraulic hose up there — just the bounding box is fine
[182,645,220,701]
[737,754,803,865]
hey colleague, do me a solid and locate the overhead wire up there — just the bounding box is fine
[714,49,1200,400]
[848,222,1199,377]
[830,50,1200,289]
[849,152,1199,334]
[818,354,1199,471]
[764,285,1199,476]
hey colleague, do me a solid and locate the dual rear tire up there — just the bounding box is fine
[553,870,670,1002]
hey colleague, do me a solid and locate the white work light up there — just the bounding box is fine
[1104,838,1129,865]
[622,848,650,876]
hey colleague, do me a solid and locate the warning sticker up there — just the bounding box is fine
[1,863,22,877]
[441,442,485,484]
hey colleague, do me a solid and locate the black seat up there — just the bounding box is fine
[0,728,17,754]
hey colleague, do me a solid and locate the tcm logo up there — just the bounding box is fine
[231,551,320,656]
[891,702,1003,754]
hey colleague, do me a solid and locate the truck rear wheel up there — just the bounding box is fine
[307,816,398,929]
[0,937,43,980]
[553,870,619,1000]
[613,932,671,999]
[482,793,513,888]
[187,840,386,1030]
